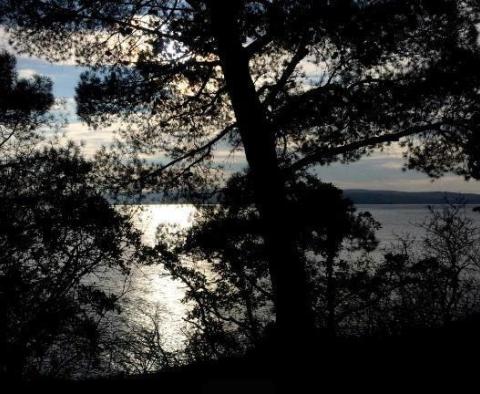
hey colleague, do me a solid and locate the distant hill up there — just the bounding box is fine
[111,189,480,205]
[343,190,480,204]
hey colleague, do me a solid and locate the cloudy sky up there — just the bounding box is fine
[6,45,480,193]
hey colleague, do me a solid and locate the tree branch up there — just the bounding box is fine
[286,123,444,174]
[263,42,309,106]
[141,123,235,180]
[244,34,272,58]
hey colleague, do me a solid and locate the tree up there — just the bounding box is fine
[3,0,480,343]
[0,53,149,378]
[373,204,480,333]
[0,51,56,162]
[156,174,379,359]
[0,145,145,379]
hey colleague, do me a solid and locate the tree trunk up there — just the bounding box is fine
[208,1,315,346]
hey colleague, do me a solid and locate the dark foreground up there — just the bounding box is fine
[8,315,480,393]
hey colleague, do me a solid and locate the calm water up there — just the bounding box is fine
[124,204,480,350]
[361,204,480,245]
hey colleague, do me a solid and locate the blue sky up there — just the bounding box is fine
[7,51,480,193]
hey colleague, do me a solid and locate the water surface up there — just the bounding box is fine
[124,203,480,350]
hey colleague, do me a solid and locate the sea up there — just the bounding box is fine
[119,204,480,351]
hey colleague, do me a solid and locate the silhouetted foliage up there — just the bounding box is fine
[0,145,146,379]
[370,204,480,334]
[0,51,56,161]
[2,0,480,345]
[0,52,158,379]
[157,200,480,364]
[0,52,181,380]
[155,174,379,359]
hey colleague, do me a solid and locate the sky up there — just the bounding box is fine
[4,43,480,194]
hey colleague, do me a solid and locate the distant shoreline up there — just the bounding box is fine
[111,190,480,205]
[343,190,480,205]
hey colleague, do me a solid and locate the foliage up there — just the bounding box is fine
[2,1,480,186]
[371,204,480,334]
[156,174,380,358]
[0,144,147,379]
[0,51,58,162]
[0,51,178,379]
[2,0,480,350]
[157,199,480,355]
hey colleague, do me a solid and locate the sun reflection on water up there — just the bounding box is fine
[125,204,197,351]
[135,204,197,247]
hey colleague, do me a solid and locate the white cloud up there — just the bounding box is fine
[60,122,115,156]
[212,148,246,163]
[377,160,404,170]
[374,143,405,158]
[18,68,37,79]
[0,27,14,53]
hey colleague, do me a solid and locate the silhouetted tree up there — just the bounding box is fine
[102,300,180,374]
[156,174,379,359]
[0,52,178,380]
[371,203,480,334]
[3,0,480,342]
[0,145,145,379]
[0,51,56,162]
[0,52,159,379]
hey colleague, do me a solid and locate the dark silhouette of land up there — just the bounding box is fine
[116,189,480,205]
[13,316,480,392]
[343,189,480,204]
